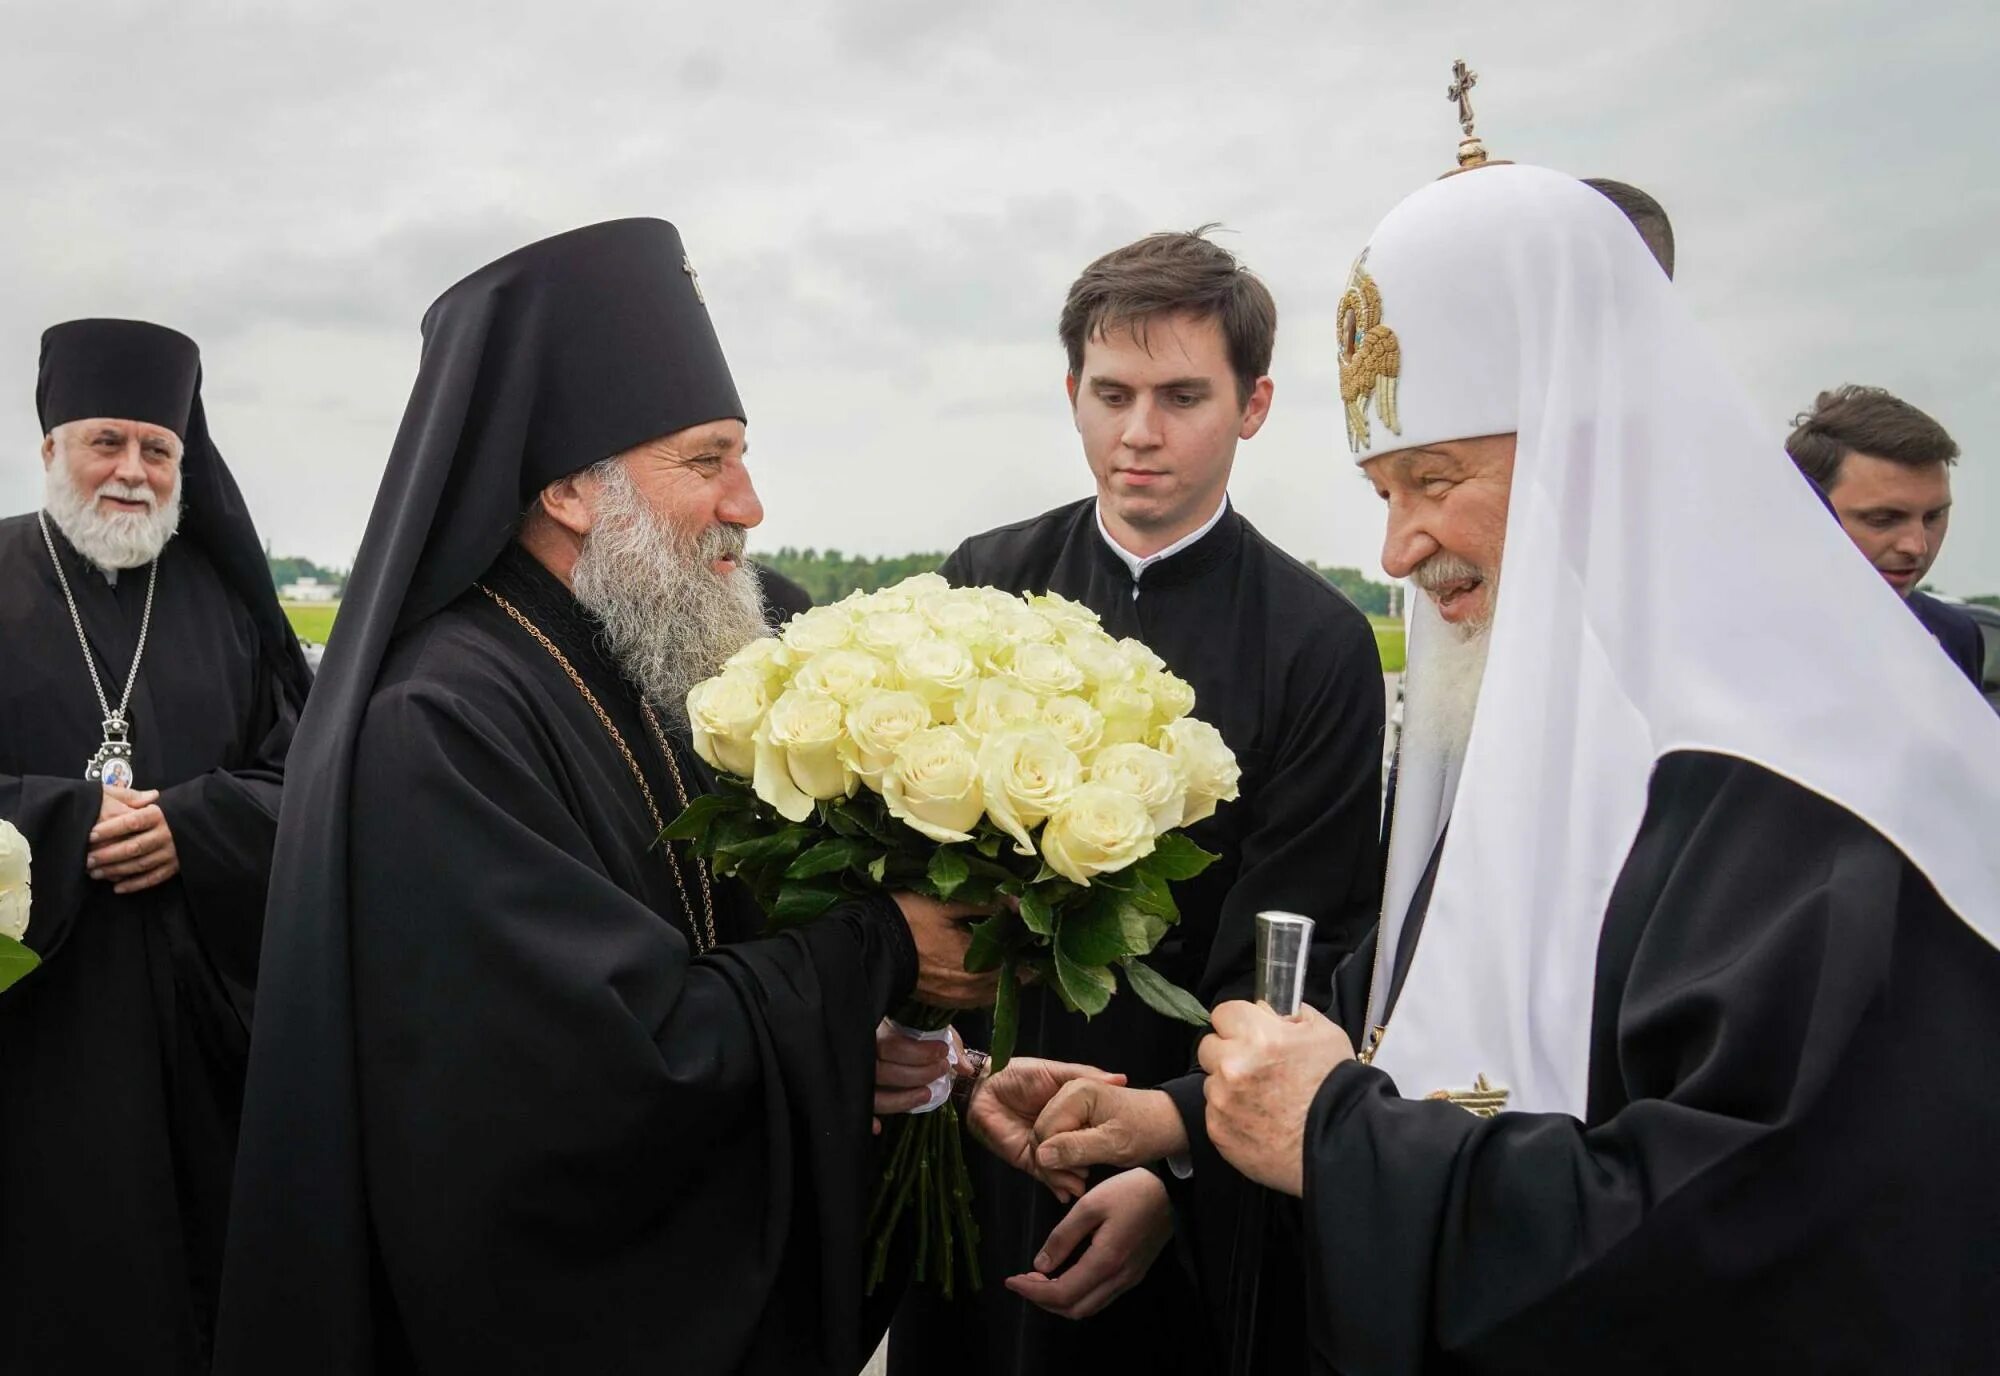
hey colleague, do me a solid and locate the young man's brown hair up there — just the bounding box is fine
[1058,226,1277,406]
[1785,384,1959,489]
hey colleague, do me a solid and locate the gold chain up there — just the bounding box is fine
[478,584,718,953]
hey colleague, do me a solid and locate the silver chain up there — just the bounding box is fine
[38,510,158,727]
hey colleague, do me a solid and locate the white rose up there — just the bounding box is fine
[856,585,915,614]
[1064,632,1134,689]
[1040,694,1105,761]
[685,672,768,778]
[1089,742,1190,835]
[977,725,1083,855]
[1117,637,1167,676]
[1094,680,1156,747]
[791,649,890,707]
[856,609,929,657]
[881,726,985,843]
[783,605,857,656]
[1144,669,1197,726]
[1158,718,1242,826]
[753,688,855,823]
[896,635,981,721]
[842,690,934,787]
[958,678,1042,740]
[0,819,31,942]
[890,572,952,598]
[990,608,1060,653]
[918,590,993,639]
[1040,783,1157,885]
[1005,641,1085,698]
[720,635,795,693]
[1026,591,1102,637]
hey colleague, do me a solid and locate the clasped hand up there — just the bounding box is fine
[86,786,180,894]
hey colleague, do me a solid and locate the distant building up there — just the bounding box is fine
[280,576,340,603]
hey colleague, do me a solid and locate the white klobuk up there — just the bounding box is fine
[1356,165,2000,1118]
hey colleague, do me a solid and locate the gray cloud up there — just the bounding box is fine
[2,0,1995,596]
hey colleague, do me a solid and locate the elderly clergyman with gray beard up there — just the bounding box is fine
[0,319,310,1373]
[216,219,995,1376]
[994,157,2000,1369]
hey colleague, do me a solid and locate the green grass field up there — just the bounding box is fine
[1371,615,1406,673]
[283,600,1405,671]
[282,602,338,644]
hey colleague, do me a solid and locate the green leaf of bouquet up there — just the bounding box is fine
[1052,941,1114,1016]
[719,825,815,863]
[1121,958,1210,1026]
[973,831,1005,859]
[772,881,845,926]
[964,914,1010,974]
[1144,832,1220,883]
[1017,886,1057,937]
[0,935,40,995]
[989,959,1020,1070]
[1056,887,1131,969]
[1130,866,1179,920]
[927,847,971,900]
[659,791,737,844]
[786,837,870,880]
[867,854,890,885]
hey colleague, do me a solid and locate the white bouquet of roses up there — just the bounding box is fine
[666,571,1240,1294]
[0,819,37,995]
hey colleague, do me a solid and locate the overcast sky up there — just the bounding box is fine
[6,0,1995,594]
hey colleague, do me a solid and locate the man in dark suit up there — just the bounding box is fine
[1787,384,1981,684]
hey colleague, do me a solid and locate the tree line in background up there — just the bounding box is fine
[262,547,1998,618]
[754,547,1400,616]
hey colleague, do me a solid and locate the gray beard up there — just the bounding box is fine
[569,459,767,727]
[43,452,182,571]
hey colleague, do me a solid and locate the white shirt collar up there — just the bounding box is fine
[1094,494,1230,585]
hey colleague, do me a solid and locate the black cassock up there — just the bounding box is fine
[892,499,1384,1374]
[1215,750,2000,1373]
[0,516,299,1372]
[226,544,913,1373]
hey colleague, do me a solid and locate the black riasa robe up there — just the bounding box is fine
[219,546,915,1374]
[892,498,1385,1375]
[0,515,297,1372]
[1280,751,2000,1372]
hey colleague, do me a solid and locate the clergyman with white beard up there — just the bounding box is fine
[0,318,311,1373]
[216,219,999,1376]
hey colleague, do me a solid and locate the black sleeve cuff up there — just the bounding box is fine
[845,889,916,1015]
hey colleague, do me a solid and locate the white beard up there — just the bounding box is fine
[569,459,767,727]
[43,447,182,571]
[1404,603,1492,771]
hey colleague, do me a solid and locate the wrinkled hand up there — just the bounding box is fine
[966,1056,1126,1202]
[87,786,180,894]
[872,1020,955,1133]
[892,891,1001,1009]
[1198,1001,1355,1197]
[1033,1082,1187,1177]
[1004,1167,1173,1319]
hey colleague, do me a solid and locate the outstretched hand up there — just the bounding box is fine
[966,1056,1125,1203]
[1004,1167,1173,1320]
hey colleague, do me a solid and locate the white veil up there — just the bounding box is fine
[1353,165,2000,1117]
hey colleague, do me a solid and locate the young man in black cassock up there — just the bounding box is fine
[1020,155,2000,1373]
[214,219,994,1376]
[0,319,310,1372]
[888,231,1385,1374]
